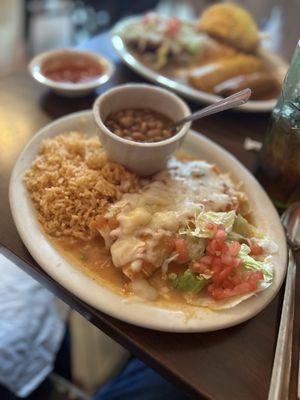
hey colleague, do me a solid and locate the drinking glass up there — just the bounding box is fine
[255,41,300,209]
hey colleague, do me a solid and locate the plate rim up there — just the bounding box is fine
[111,15,288,113]
[9,110,287,332]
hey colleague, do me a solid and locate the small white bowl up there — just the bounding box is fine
[93,84,191,176]
[28,48,115,97]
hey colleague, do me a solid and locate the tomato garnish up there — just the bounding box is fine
[208,270,264,300]
[142,13,158,26]
[215,229,226,241]
[205,221,218,235]
[165,17,181,36]
[173,237,189,263]
[227,241,241,256]
[193,262,208,273]
[250,241,262,256]
[191,224,264,300]
[199,255,213,265]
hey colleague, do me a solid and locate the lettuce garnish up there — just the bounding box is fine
[239,244,273,285]
[169,270,209,294]
[180,210,236,239]
[172,211,274,295]
[232,214,263,239]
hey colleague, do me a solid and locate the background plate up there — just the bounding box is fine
[9,110,287,332]
[111,16,288,113]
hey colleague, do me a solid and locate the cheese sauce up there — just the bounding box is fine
[100,159,242,272]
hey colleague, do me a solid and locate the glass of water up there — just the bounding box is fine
[255,41,300,209]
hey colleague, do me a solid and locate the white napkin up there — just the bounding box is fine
[0,252,68,397]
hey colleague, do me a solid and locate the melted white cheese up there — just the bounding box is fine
[103,159,241,273]
[110,237,145,267]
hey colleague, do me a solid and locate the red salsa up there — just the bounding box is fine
[41,52,104,84]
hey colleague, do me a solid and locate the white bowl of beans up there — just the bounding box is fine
[93,84,191,176]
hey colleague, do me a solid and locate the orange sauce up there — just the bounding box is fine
[52,236,128,295]
[51,236,188,305]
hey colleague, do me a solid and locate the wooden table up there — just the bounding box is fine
[1,3,300,398]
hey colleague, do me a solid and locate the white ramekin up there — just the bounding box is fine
[28,48,115,97]
[93,84,191,176]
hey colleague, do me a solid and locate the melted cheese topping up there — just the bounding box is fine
[101,159,242,274]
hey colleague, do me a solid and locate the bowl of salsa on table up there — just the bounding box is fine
[29,49,114,97]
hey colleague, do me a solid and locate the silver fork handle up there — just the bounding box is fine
[268,249,296,400]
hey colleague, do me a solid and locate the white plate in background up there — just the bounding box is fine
[111,16,288,113]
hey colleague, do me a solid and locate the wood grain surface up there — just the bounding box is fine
[1,3,300,397]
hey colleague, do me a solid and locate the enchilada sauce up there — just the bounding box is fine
[52,236,186,304]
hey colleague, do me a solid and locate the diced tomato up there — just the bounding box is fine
[205,221,218,235]
[227,241,241,256]
[234,257,243,268]
[222,279,235,290]
[211,261,222,276]
[173,237,189,263]
[245,270,264,282]
[200,255,213,265]
[219,254,241,268]
[206,239,222,256]
[189,224,264,301]
[220,254,232,266]
[142,13,157,26]
[212,256,221,268]
[166,17,181,36]
[213,266,234,284]
[192,262,208,273]
[209,270,264,300]
[215,229,226,241]
[250,242,263,256]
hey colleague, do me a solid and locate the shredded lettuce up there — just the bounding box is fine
[250,238,278,254]
[181,37,203,53]
[232,214,263,239]
[199,210,236,232]
[227,231,249,242]
[231,215,277,254]
[239,244,273,285]
[180,210,236,239]
[169,269,209,294]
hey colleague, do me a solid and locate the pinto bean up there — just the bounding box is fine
[104,108,174,143]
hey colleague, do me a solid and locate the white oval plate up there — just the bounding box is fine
[111,16,288,113]
[9,110,287,332]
